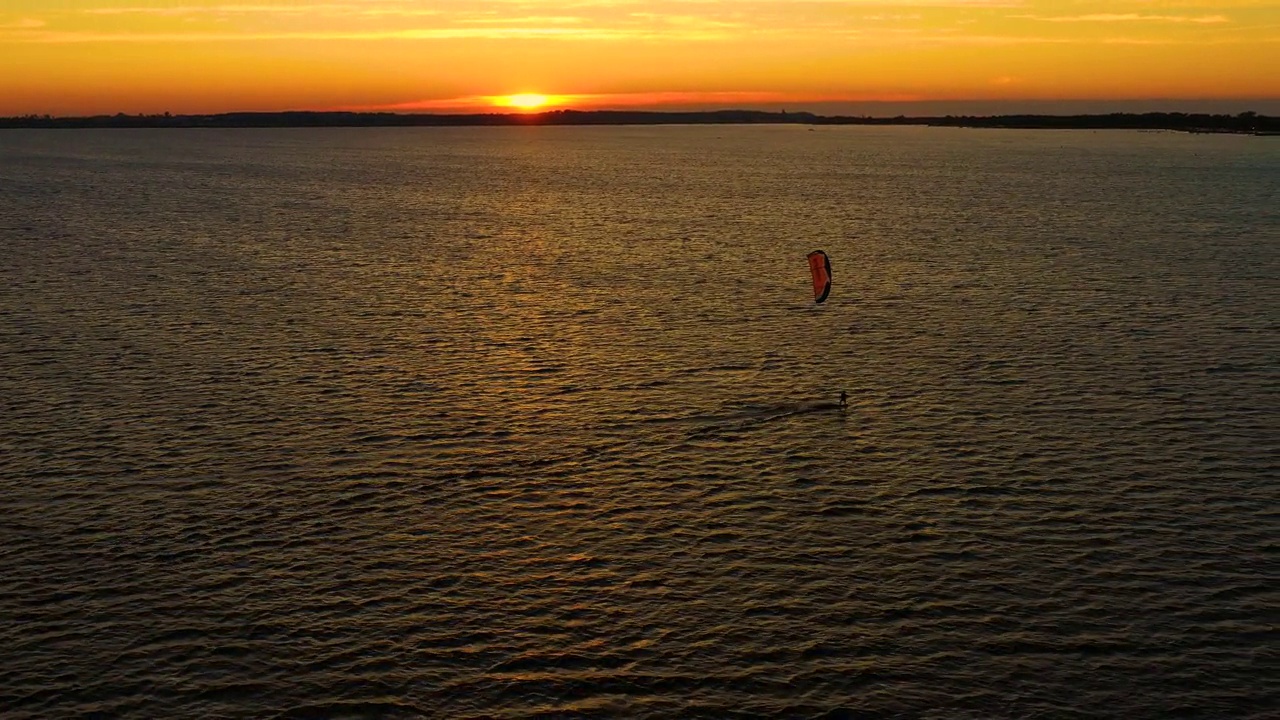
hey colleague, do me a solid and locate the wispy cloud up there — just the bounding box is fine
[362,89,929,112]
[627,12,745,30]
[3,26,730,43]
[1021,14,1231,24]
[10,25,1260,47]
[81,4,442,17]
[3,1,1263,48]
[0,18,45,29]
[862,14,925,21]
[70,0,1024,15]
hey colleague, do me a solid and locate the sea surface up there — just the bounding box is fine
[0,125,1276,719]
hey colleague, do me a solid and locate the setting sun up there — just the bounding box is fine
[495,94,555,111]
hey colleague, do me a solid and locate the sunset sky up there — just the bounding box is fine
[2,0,1277,116]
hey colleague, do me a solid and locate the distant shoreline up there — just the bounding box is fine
[1,109,1276,134]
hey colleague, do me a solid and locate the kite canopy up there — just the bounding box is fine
[807,250,832,303]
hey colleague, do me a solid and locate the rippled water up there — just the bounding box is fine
[1,126,1276,719]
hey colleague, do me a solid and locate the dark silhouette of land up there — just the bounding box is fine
[1,109,1276,134]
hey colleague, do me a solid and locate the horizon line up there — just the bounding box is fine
[4,106,1278,121]
[4,108,1276,136]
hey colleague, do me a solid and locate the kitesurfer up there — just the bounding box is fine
[839,390,848,409]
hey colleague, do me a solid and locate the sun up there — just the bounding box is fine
[493,93,555,111]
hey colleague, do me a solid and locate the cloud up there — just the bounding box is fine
[861,14,925,21]
[1022,14,1231,24]
[4,1,1260,47]
[0,18,45,29]
[3,26,730,43]
[80,4,441,17]
[72,0,1023,14]
[361,89,930,112]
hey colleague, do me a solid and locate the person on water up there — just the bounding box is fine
[839,390,848,409]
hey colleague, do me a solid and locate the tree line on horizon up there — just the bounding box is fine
[0,109,1275,133]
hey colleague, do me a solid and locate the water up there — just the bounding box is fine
[1,126,1276,718]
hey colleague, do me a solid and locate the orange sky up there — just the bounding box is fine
[2,1,1277,116]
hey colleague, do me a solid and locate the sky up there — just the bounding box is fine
[2,0,1278,116]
